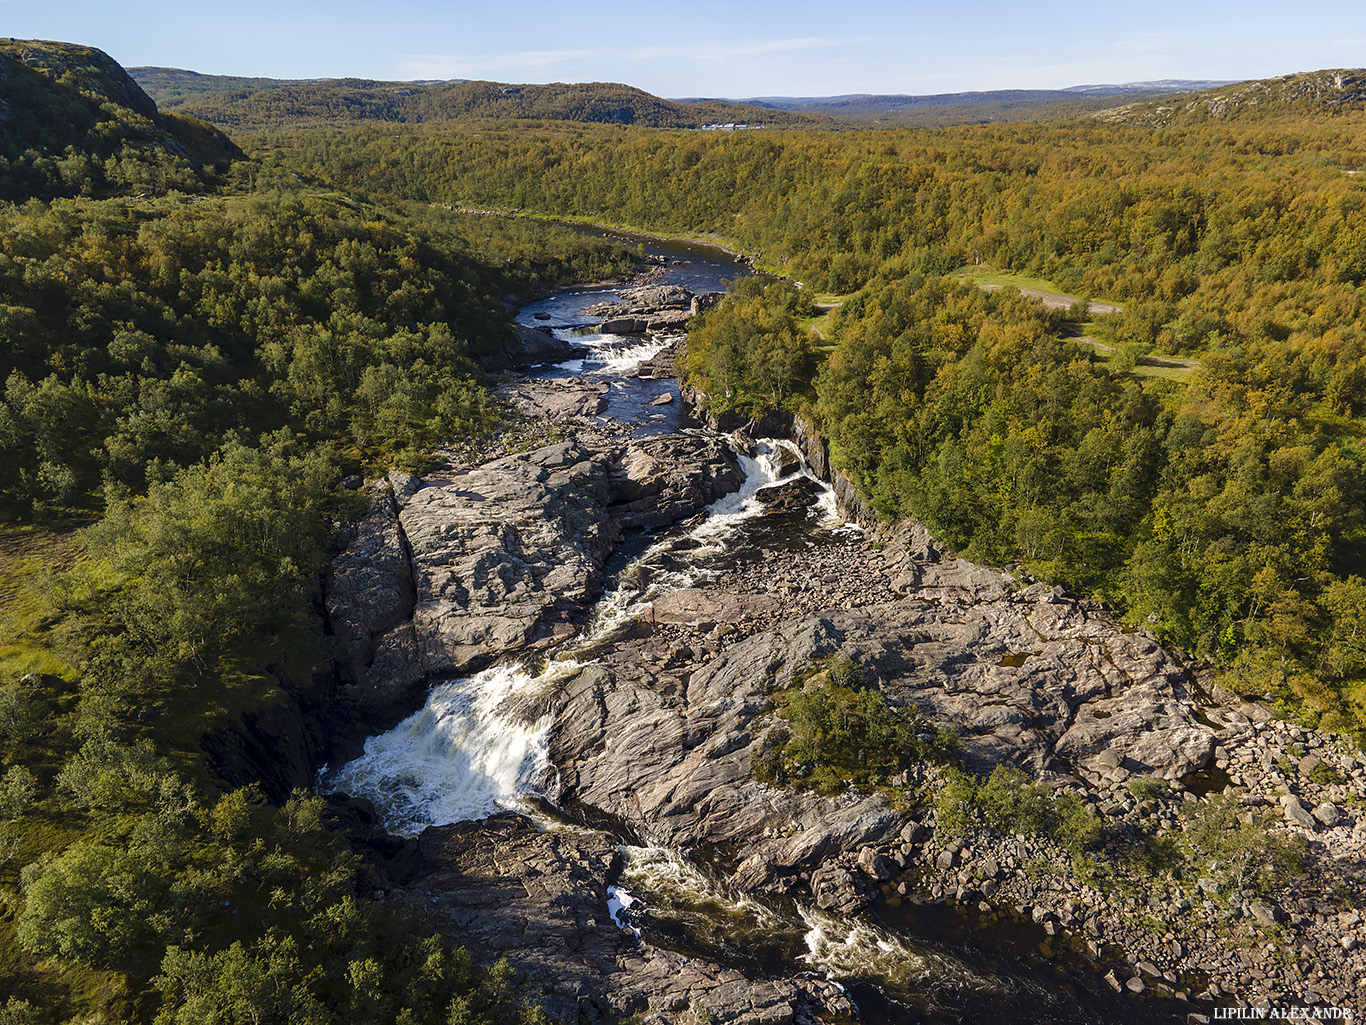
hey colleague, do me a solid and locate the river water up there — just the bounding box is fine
[328,234,1190,1025]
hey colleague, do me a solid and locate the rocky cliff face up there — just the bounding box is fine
[324,413,745,724]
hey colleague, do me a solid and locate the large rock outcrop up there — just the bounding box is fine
[546,519,1219,902]
[547,626,905,868]
[608,433,745,528]
[402,439,620,677]
[498,378,610,419]
[326,428,745,691]
[588,284,698,333]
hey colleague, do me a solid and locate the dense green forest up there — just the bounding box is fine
[0,41,637,1024]
[253,106,1366,733]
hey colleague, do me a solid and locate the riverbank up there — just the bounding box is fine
[451,206,760,268]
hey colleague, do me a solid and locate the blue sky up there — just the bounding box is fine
[5,0,1365,96]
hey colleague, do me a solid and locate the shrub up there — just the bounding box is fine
[0,998,38,1025]
[18,841,162,965]
[933,765,1102,858]
[772,657,956,794]
[935,768,981,838]
[0,679,48,750]
[1181,791,1307,896]
[1309,762,1345,786]
[1126,776,1169,802]
[977,765,1054,834]
[0,765,38,819]
[749,727,789,786]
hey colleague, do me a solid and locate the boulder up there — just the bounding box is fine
[1249,900,1281,927]
[809,862,874,914]
[646,588,781,627]
[636,342,679,379]
[336,428,750,682]
[857,846,897,882]
[587,285,696,333]
[1283,795,1317,830]
[755,476,826,513]
[499,322,587,367]
[498,378,610,419]
[1314,802,1342,827]
[607,434,744,529]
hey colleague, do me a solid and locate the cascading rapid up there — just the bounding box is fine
[324,438,841,836]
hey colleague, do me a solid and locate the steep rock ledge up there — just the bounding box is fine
[324,420,744,718]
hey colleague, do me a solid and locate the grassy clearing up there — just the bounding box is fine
[951,265,1065,294]
[797,292,849,344]
[0,524,84,683]
[1071,330,1200,382]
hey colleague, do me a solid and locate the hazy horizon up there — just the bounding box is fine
[3,0,1364,98]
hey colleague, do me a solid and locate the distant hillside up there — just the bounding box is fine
[0,39,241,201]
[130,68,827,131]
[1093,69,1366,126]
[673,81,1230,125]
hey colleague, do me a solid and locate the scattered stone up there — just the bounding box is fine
[1313,802,1341,827]
[1249,901,1280,927]
[1283,796,1317,830]
[858,846,897,882]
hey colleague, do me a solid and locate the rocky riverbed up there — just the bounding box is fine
[316,261,1365,1022]
[587,518,1366,1016]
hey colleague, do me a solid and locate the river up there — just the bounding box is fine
[327,233,1190,1025]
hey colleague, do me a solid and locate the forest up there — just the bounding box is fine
[4,33,1366,1024]
[127,70,827,133]
[258,113,1366,734]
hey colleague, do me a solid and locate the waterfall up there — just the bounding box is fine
[325,438,836,835]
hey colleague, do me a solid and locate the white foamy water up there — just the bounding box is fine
[552,329,675,377]
[617,845,784,928]
[327,438,838,835]
[325,660,570,834]
[606,885,642,938]
[615,845,1001,998]
[800,906,932,984]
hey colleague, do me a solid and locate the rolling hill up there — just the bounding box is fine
[129,68,828,131]
[0,39,242,200]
